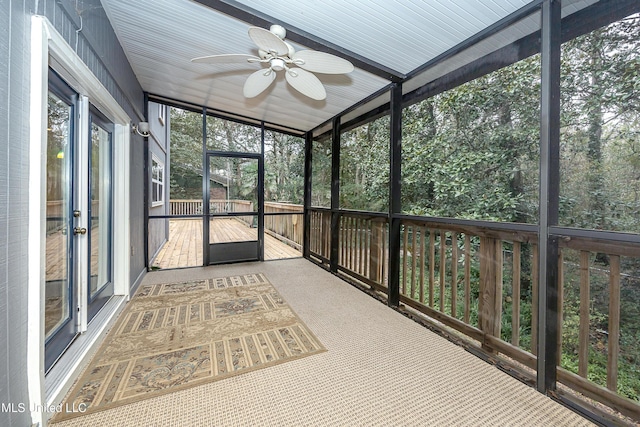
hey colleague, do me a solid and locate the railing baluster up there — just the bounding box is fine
[350,216,355,271]
[366,219,371,276]
[429,230,435,308]
[419,226,426,304]
[402,224,409,296]
[352,216,357,272]
[370,220,382,283]
[383,223,389,286]
[451,232,458,318]
[411,224,418,300]
[579,250,590,378]
[495,239,503,340]
[464,234,471,324]
[348,216,353,271]
[532,244,539,356]
[357,218,362,275]
[440,230,446,312]
[608,254,620,392]
[557,249,564,364]
[325,212,331,259]
[512,241,521,347]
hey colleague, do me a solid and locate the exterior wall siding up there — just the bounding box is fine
[0,1,145,425]
[148,102,170,263]
[1,1,34,425]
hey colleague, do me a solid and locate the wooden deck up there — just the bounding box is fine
[151,218,302,269]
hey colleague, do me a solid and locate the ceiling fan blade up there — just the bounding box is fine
[191,54,259,64]
[285,68,327,101]
[292,50,354,74]
[248,27,289,56]
[243,68,276,98]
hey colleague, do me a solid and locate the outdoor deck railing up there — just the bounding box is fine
[169,199,253,215]
[168,199,303,250]
[308,207,640,421]
[264,202,303,250]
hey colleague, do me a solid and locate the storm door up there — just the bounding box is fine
[205,152,263,264]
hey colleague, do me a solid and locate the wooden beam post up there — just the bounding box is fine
[537,0,561,393]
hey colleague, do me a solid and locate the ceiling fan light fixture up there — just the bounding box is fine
[270,58,286,71]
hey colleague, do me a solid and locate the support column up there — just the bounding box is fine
[388,83,402,307]
[143,92,150,270]
[303,132,313,259]
[537,0,561,394]
[201,107,209,266]
[330,117,341,272]
[258,124,265,261]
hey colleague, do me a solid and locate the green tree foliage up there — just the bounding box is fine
[264,131,305,204]
[169,108,203,199]
[340,117,390,212]
[560,15,640,233]
[402,55,541,222]
[311,137,331,207]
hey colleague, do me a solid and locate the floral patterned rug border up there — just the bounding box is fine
[53,273,326,422]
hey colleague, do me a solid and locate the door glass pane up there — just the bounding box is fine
[45,92,71,339]
[206,115,261,153]
[209,157,258,214]
[89,122,112,298]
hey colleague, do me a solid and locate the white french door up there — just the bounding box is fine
[44,68,114,372]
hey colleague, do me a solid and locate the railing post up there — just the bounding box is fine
[388,82,402,307]
[537,0,561,394]
[478,237,503,353]
[369,219,383,283]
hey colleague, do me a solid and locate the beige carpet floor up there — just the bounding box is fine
[52,258,594,426]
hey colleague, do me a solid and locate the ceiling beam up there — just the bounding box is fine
[189,0,405,82]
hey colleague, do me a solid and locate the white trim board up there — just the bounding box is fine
[29,15,132,426]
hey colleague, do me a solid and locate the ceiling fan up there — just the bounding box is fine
[191,25,354,101]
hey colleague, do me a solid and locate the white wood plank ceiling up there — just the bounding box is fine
[100,0,598,134]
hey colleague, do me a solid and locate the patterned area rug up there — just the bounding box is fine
[53,273,326,422]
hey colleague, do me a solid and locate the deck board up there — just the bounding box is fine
[152,218,301,269]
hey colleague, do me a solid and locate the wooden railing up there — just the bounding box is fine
[308,208,640,420]
[264,202,303,250]
[168,200,303,249]
[338,213,389,287]
[309,209,331,261]
[555,236,640,419]
[169,199,253,216]
[395,219,538,363]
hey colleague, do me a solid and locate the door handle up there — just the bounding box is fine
[73,227,87,235]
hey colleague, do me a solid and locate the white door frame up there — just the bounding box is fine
[29,16,132,426]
